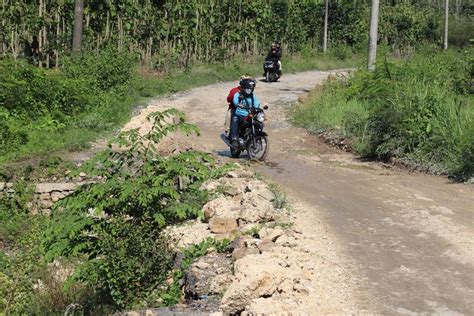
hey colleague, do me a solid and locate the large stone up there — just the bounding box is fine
[184,253,233,298]
[259,227,284,242]
[51,192,65,202]
[231,236,261,260]
[223,186,240,197]
[202,197,240,222]
[225,168,254,179]
[40,199,54,209]
[209,217,238,234]
[200,180,220,191]
[239,194,275,223]
[245,180,275,200]
[220,248,313,314]
[165,221,212,249]
[36,182,78,193]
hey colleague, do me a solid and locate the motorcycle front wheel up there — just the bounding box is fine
[266,71,270,82]
[247,136,269,161]
[270,72,278,82]
[230,147,241,158]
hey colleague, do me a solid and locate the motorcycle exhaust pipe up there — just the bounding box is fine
[220,133,233,147]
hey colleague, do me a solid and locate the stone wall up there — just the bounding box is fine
[0,181,92,215]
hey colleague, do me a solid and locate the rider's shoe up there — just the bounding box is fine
[231,138,239,148]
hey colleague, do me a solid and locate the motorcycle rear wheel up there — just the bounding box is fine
[247,136,269,161]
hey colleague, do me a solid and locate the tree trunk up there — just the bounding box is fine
[323,0,328,53]
[455,0,461,18]
[56,11,60,68]
[2,0,7,56]
[444,0,449,50]
[72,0,84,53]
[368,0,380,71]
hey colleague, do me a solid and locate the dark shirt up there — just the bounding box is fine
[265,48,282,61]
[31,39,39,53]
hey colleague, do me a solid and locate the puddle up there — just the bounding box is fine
[263,161,285,174]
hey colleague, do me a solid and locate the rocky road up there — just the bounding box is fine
[123,70,474,314]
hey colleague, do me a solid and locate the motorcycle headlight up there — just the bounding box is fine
[256,112,265,122]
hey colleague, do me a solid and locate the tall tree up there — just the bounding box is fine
[72,0,84,52]
[444,0,449,50]
[323,0,328,53]
[368,0,380,71]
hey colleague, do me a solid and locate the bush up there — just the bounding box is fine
[64,47,136,91]
[449,16,474,48]
[42,109,232,308]
[0,48,136,162]
[293,48,474,179]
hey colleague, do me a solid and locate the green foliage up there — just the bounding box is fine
[0,49,361,165]
[0,181,34,247]
[379,2,441,54]
[0,48,136,162]
[268,183,290,210]
[449,16,474,48]
[0,184,58,315]
[293,49,474,179]
[64,47,136,91]
[2,0,461,70]
[42,109,231,308]
[242,224,264,238]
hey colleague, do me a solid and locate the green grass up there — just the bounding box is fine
[292,48,474,179]
[1,51,362,170]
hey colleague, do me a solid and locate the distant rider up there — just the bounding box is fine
[230,76,260,148]
[264,42,282,76]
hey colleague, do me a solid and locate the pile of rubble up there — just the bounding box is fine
[158,165,318,315]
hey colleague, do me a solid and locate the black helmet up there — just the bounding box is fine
[239,76,256,97]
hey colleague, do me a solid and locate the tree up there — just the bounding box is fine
[72,0,84,52]
[368,0,380,71]
[323,0,329,53]
[444,0,449,50]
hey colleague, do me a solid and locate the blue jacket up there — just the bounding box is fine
[233,92,260,117]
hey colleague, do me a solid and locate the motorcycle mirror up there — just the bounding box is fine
[263,105,269,110]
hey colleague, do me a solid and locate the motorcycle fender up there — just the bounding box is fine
[256,131,268,137]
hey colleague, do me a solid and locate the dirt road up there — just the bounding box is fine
[123,70,474,314]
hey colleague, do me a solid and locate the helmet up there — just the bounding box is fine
[239,76,256,96]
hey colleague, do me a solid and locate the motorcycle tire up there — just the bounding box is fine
[270,72,277,82]
[266,71,270,83]
[230,147,241,158]
[247,135,269,161]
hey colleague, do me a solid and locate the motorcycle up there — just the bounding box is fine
[221,105,269,161]
[264,60,280,82]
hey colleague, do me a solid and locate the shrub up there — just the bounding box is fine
[64,47,136,91]
[293,49,474,179]
[42,109,232,308]
[449,16,474,48]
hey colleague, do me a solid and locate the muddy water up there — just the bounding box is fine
[122,70,474,313]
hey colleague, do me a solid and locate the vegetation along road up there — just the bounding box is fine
[124,70,474,314]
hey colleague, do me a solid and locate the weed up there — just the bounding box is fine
[242,224,264,238]
[268,183,290,210]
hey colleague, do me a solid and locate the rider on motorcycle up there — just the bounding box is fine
[230,76,260,148]
[264,42,282,76]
